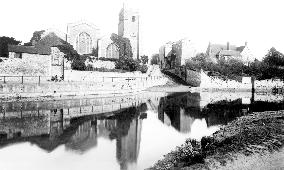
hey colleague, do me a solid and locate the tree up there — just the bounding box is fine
[0,36,21,57]
[115,56,139,71]
[263,47,284,67]
[24,30,45,46]
[110,33,133,59]
[57,40,80,62]
[150,54,159,65]
[140,55,148,64]
[56,40,87,71]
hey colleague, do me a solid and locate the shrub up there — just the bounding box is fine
[115,56,139,72]
[71,57,87,71]
[98,57,119,62]
[137,64,148,73]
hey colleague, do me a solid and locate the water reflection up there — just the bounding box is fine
[0,91,283,170]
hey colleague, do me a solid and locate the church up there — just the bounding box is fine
[8,5,140,60]
[66,5,139,59]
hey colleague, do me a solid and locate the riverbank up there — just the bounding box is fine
[149,110,284,170]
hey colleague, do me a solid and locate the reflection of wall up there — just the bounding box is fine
[158,93,197,133]
[116,117,142,170]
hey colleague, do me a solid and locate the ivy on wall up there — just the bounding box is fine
[110,33,133,59]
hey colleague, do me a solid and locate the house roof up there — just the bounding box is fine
[218,50,241,57]
[8,45,38,54]
[208,42,247,57]
[236,46,245,52]
[8,32,64,55]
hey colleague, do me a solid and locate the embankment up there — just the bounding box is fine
[149,110,284,170]
[0,66,169,99]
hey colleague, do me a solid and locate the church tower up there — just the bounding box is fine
[118,5,139,59]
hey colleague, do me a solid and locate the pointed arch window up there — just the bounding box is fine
[76,32,92,54]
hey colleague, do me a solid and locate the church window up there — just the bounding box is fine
[106,43,119,59]
[76,32,92,54]
[132,16,136,22]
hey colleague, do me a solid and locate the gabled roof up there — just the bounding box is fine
[8,45,38,54]
[236,46,245,52]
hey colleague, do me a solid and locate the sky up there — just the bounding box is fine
[1,0,284,59]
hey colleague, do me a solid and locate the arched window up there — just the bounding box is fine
[106,43,119,59]
[76,32,92,54]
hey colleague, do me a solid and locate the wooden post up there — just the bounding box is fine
[3,76,5,84]
[21,76,24,84]
[39,76,41,85]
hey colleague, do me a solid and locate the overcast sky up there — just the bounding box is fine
[1,0,283,59]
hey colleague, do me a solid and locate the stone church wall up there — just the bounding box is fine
[67,22,100,54]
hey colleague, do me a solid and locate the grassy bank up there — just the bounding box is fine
[149,110,284,170]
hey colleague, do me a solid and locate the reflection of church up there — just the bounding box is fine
[66,5,139,59]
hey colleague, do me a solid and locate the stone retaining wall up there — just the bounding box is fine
[0,75,168,98]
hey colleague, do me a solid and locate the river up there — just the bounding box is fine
[0,91,283,170]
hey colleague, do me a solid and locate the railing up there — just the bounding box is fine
[0,75,164,85]
[0,76,51,84]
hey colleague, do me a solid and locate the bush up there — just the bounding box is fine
[115,56,139,72]
[71,57,87,71]
[137,64,148,73]
[98,57,119,62]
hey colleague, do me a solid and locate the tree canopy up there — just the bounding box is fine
[24,30,45,46]
[263,47,284,67]
[0,36,21,57]
[110,33,133,59]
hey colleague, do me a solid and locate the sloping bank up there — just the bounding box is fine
[0,66,169,100]
[148,110,284,170]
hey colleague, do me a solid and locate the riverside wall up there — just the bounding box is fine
[199,71,284,92]
[0,76,167,99]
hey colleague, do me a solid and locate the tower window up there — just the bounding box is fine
[132,16,136,22]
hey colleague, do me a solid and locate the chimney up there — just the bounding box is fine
[227,42,230,50]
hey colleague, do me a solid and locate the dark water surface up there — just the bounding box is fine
[0,91,283,170]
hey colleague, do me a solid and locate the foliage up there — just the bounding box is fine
[168,52,178,69]
[186,49,284,80]
[110,33,133,59]
[24,30,45,46]
[71,55,87,71]
[115,56,140,72]
[0,36,21,57]
[140,55,149,64]
[56,40,87,71]
[137,64,148,73]
[57,40,80,62]
[263,47,284,67]
[98,57,119,62]
[91,47,98,58]
[150,54,159,65]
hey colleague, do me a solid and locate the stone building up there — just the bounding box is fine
[159,38,197,69]
[67,21,100,55]
[118,5,139,59]
[206,42,254,65]
[98,35,120,59]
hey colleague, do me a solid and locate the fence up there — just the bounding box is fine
[0,76,51,84]
[0,75,164,85]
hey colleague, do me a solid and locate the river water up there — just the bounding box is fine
[0,91,283,170]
